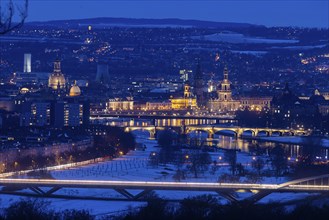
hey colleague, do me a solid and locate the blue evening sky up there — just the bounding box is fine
[26,0,329,28]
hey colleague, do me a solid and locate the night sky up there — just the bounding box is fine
[27,0,329,28]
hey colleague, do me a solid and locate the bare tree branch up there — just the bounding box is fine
[0,0,28,34]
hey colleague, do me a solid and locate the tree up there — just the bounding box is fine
[94,126,136,155]
[249,143,266,156]
[157,129,176,147]
[121,194,172,220]
[186,150,211,178]
[299,136,322,165]
[270,145,288,176]
[179,195,221,220]
[251,157,265,175]
[218,173,240,183]
[61,210,94,220]
[148,151,159,167]
[157,129,180,165]
[224,149,237,175]
[173,168,186,182]
[236,163,245,176]
[210,160,219,175]
[118,130,136,154]
[4,199,54,220]
[0,0,28,34]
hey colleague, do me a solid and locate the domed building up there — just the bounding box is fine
[20,87,30,94]
[48,60,66,90]
[69,81,81,97]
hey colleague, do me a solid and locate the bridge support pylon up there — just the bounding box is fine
[149,131,156,140]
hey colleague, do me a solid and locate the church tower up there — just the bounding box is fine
[218,66,232,101]
[194,61,204,107]
[184,81,192,98]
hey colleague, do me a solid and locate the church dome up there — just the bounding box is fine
[69,81,81,97]
[20,87,29,94]
[48,60,66,90]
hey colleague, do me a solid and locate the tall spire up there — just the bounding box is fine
[194,60,205,107]
[184,80,192,98]
[195,60,202,80]
[223,66,228,81]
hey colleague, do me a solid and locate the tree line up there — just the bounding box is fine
[1,126,136,173]
[3,196,329,220]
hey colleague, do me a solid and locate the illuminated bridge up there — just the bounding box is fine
[124,125,308,139]
[0,174,328,204]
[90,112,237,121]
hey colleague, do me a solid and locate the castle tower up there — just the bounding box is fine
[194,62,205,107]
[218,66,232,101]
[23,53,31,73]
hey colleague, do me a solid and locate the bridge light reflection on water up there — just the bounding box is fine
[98,118,328,162]
[187,131,317,160]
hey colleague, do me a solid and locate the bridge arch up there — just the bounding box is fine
[213,128,238,138]
[186,128,214,139]
[126,127,156,139]
[257,130,270,137]
[241,129,256,137]
[271,131,283,136]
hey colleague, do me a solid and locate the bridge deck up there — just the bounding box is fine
[1,179,328,192]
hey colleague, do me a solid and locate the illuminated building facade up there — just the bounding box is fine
[107,97,134,111]
[20,99,89,128]
[171,82,197,110]
[239,97,272,111]
[64,102,84,126]
[51,99,89,128]
[208,67,240,112]
[20,102,51,126]
[145,101,172,110]
[179,69,192,82]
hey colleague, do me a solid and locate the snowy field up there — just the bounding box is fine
[1,131,327,218]
[231,50,268,56]
[271,44,328,50]
[191,32,299,44]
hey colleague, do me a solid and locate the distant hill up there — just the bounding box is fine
[28,17,262,28]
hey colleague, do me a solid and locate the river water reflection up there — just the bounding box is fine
[95,118,328,160]
[194,132,327,162]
